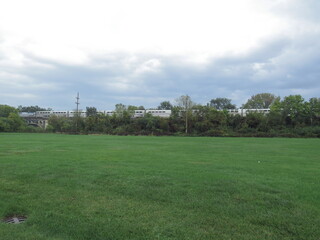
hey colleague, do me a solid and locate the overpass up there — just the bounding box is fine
[19,114,49,129]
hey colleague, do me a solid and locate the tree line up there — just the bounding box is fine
[1,93,320,137]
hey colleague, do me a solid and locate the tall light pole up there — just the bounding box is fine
[75,92,80,131]
[75,92,80,113]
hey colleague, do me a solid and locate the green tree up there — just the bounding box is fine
[113,103,132,125]
[243,93,279,109]
[176,95,194,134]
[279,95,307,126]
[308,97,320,125]
[209,98,236,110]
[0,105,18,117]
[167,106,184,133]
[17,105,49,112]
[8,112,26,131]
[245,112,264,129]
[48,115,67,132]
[127,105,144,111]
[193,105,227,134]
[0,118,10,132]
[127,105,139,111]
[158,101,173,110]
[86,107,98,117]
[114,103,127,117]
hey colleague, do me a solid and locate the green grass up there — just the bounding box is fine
[0,133,319,240]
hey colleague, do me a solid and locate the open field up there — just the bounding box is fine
[0,133,319,240]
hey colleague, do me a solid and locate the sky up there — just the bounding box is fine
[0,0,319,110]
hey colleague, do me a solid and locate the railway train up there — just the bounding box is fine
[226,108,270,116]
[19,108,271,119]
[19,109,172,118]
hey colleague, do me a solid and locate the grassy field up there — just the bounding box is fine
[0,133,319,240]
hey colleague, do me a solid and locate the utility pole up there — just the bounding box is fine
[75,92,80,132]
[75,92,80,113]
[185,109,188,134]
[185,95,191,134]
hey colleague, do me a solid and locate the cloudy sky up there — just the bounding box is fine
[0,0,319,110]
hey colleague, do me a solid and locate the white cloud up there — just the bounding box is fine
[0,0,319,109]
[134,59,162,75]
[0,93,37,99]
[0,0,286,64]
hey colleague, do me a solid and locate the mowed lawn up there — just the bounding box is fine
[0,134,319,240]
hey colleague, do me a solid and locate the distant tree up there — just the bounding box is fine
[282,95,305,116]
[0,105,18,117]
[115,103,126,112]
[127,105,138,111]
[158,101,173,110]
[245,112,264,129]
[8,112,26,131]
[176,95,194,134]
[113,103,126,117]
[209,98,236,110]
[268,97,284,126]
[17,105,48,112]
[308,97,320,125]
[114,103,132,124]
[227,114,246,131]
[0,118,10,132]
[193,105,227,134]
[0,105,26,132]
[86,107,98,117]
[127,105,146,111]
[48,115,68,132]
[273,95,307,126]
[243,93,280,109]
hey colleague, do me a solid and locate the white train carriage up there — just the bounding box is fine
[35,111,53,118]
[52,111,68,117]
[30,108,271,119]
[146,110,171,118]
[35,111,86,118]
[226,109,270,116]
[67,111,87,117]
[19,112,36,117]
[103,110,115,116]
[133,110,145,118]
[239,109,270,116]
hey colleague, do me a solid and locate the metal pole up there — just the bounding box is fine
[75,92,80,113]
[75,92,80,131]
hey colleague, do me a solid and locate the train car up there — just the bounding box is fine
[51,111,68,117]
[35,111,53,118]
[30,108,271,119]
[240,109,270,116]
[67,111,87,117]
[105,110,115,116]
[222,109,271,116]
[133,110,145,118]
[35,111,86,118]
[226,109,240,116]
[145,110,171,118]
[19,112,36,117]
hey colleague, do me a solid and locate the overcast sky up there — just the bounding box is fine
[0,0,319,110]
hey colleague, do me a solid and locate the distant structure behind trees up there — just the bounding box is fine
[1,93,320,137]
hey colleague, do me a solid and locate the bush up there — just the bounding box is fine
[204,129,226,137]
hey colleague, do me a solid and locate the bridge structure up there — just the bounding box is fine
[22,116,49,129]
